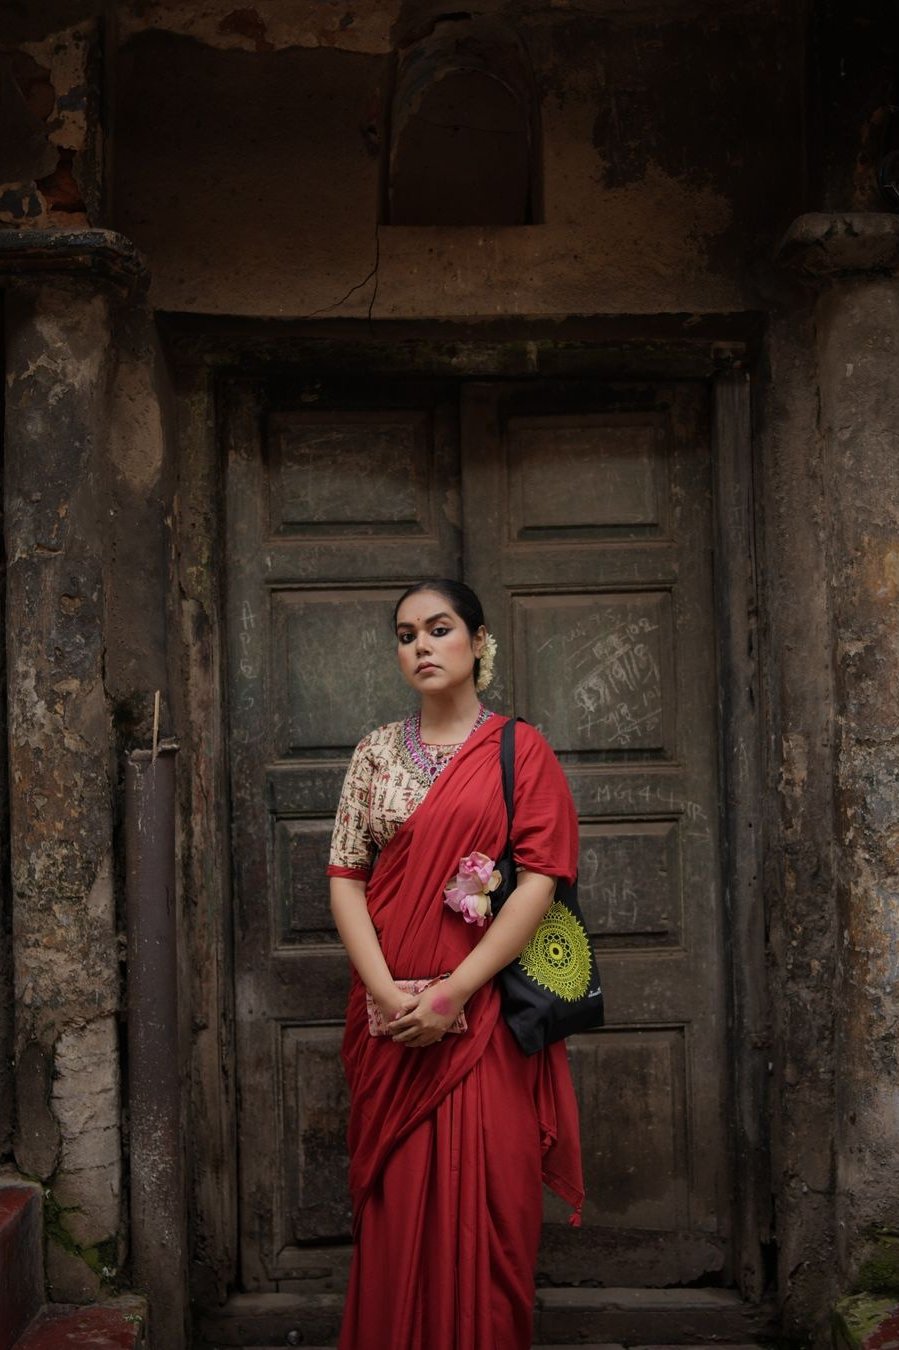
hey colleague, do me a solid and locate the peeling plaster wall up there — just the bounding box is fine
[0,296,9,1160]
[0,0,897,1343]
[5,281,122,1301]
[0,20,101,227]
[112,33,385,318]
[816,279,899,1282]
[108,3,804,317]
[756,303,839,1338]
[1,276,174,1302]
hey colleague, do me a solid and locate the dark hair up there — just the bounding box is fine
[393,579,487,685]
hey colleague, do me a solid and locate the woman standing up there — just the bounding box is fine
[328,580,584,1350]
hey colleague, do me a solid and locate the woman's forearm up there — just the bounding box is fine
[446,871,555,1004]
[329,877,395,1001]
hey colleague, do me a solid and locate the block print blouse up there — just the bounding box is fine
[327,720,469,881]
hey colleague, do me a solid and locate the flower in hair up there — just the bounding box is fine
[476,632,498,693]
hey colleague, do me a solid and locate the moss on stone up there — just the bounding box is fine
[834,1293,899,1349]
[81,1234,118,1279]
[42,1187,118,1288]
[856,1231,899,1297]
[42,1188,83,1257]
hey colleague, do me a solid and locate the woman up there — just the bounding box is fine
[328,579,584,1350]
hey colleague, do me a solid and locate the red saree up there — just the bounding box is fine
[330,716,584,1350]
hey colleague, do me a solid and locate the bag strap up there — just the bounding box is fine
[500,716,523,840]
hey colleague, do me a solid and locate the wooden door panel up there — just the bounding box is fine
[577,820,681,945]
[280,1026,352,1243]
[226,377,460,1287]
[270,589,409,753]
[274,820,338,945]
[566,1028,690,1230]
[226,373,730,1298]
[503,544,680,589]
[462,382,728,1286]
[267,410,434,536]
[238,953,349,1024]
[512,591,676,755]
[508,414,669,538]
[264,536,458,586]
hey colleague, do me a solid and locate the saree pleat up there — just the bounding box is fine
[338,1019,544,1350]
[333,717,584,1350]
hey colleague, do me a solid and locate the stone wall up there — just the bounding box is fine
[1,240,167,1304]
[818,274,899,1280]
[0,16,101,228]
[109,1,803,318]
[755,297,840,1335]
[5,280,121,1298]
[0,1,897,1345]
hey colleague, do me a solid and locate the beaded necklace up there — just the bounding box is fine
[402,704,493,786]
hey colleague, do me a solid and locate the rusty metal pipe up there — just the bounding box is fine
[125,742,187,1349]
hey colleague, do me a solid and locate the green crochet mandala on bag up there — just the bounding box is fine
[518,900,592,1002]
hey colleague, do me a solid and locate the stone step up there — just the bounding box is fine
[535,1288,778,1344]
[14,1299,146,1349]
[0,1182,43,1350]
[203,1288,776,1347]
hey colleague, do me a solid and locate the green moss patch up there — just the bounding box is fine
[43,1187,119,1288]
[834,1294,899,1350]
[857,1232,899,1298]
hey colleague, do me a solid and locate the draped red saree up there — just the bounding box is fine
[331,716,584,1350]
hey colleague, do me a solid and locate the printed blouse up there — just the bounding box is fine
[328,720,459,880]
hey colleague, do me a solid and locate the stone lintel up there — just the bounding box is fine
[777,212,899,280]
[0,228,148,295]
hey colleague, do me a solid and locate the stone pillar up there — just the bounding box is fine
[1,230,146,1301]
[779,213,899,1290]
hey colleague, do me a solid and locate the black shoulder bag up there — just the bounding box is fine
[492,718,605,1055]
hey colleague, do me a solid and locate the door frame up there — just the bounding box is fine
[160,315,768,1320]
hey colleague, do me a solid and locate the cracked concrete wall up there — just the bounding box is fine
[816,278,899,1286]
[756,303,840,1339]
[4,279,122,1301]
[0,295,10,1161]
[1,272,174,1302]
[0,19,101,228]
[0,1,895,1343]
[757,251,899,1340]
[107,1,805,317]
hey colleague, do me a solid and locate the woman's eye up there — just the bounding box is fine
[430,627,449,638]
[397,632,414,644]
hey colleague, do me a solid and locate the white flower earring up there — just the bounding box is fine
[476,633,498,693]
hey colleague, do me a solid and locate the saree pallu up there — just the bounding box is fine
[333,717,584,1350]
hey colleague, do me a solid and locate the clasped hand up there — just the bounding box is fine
[380,982,464,1048]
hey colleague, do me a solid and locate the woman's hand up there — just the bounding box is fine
[387,983,464,1048]
[374,982,420,1029]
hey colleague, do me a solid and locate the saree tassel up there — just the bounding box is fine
[568,1206,583,1229]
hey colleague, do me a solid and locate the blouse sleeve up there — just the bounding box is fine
[327,734,376,881]
[510,722,580,885]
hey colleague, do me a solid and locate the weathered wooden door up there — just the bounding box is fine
[463,382,728,1284]
[224,373,729,1303]
[224,375,461,1292]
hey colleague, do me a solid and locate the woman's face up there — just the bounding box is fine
[395,590,485,696]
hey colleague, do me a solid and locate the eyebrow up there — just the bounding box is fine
[395,612,454,630]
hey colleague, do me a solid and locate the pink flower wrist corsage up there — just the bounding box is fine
[444,850,502,928]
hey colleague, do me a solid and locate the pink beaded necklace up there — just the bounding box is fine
[402,704,492,786]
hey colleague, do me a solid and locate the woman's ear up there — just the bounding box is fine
[473,625,488,658]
